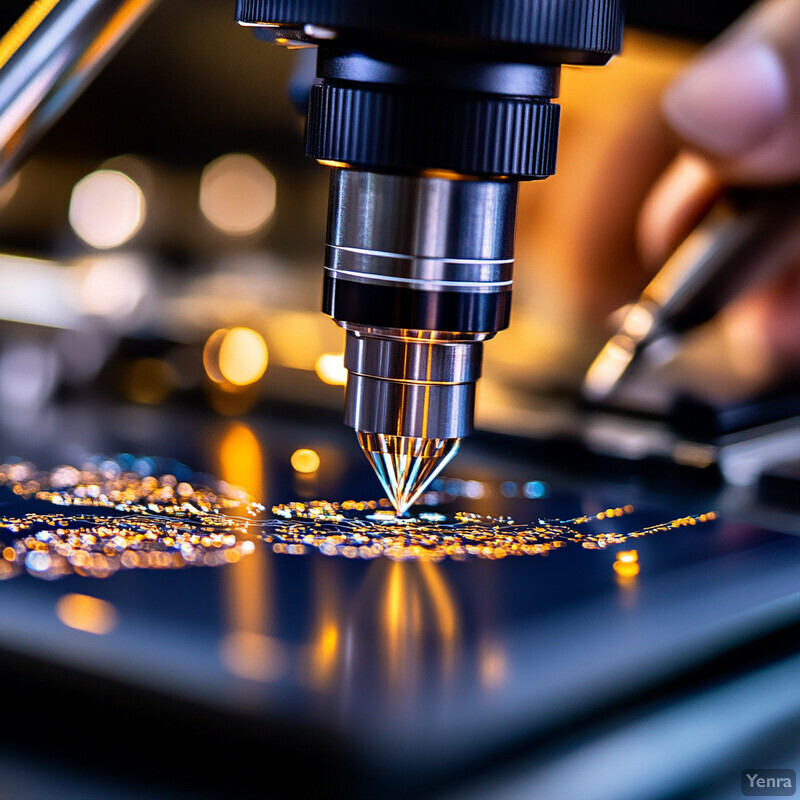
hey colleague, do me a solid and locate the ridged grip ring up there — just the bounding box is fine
[236,0,623,63]
[307,84,560,178]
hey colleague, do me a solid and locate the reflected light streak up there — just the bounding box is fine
[219,631,287,683]
[307,557,341,689]
[217,422,275,680]
[218,420,265,502]
[614,549,640,602]
[614,560,641,578]
[69,169,146,249]
[419,559,459,677]
[74,0,157,73]
[582,335,636,403]
[317,623,338,671]
[0,0,60,70]
[479,640,508,690]
[385,561,405,690]
[378,562,460,695]
[315,352,347,385]
[199,154,276,237]
[55,593,117,635]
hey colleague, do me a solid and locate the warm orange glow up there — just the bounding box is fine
[312,622,338,681]
[203,329,226,383]
[385,561,404,686]
[265,311,324,369]
[419,559,459,676]
[613,561,640,578]
[219,327,268,386]
[0,173,20,207]
[0,0,60,71]
[305,559,341,688]
[420,168,471,181]
[55,593,118,635]
[290,448,320,474]
[218,422,263,499]
[199,154,277,237]
[419,561,458,642]
[314,352,347,385]
[219,631,287,682]
[479,640,508,690]
[204,327,268,387]
[217,423,275,683]
[616,549,638,563]
[75,0,155,73]
[316,159,351,169]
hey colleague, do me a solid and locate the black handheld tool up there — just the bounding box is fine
[583,186,800,403]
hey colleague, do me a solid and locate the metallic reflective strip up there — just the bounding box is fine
[345,373,474,438]
[329,243,514,265]
[344,330,481,384]
[325,267,512,293]
[0,0,61,71]
[326,245,514,284]
[0,0,160,185]
[328,171,517,262]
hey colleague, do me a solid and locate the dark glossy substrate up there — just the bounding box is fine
[0,400,798,800]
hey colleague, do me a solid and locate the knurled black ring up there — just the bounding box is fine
[237,0,623,62]
[307,83,560,178]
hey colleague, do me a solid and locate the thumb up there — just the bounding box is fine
[662,0,800,184]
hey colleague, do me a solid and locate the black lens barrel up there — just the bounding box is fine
[236,0,623,65]
[237,0,623,179]
[307,80,561,179]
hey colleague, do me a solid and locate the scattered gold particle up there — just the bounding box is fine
[0,458,263,579]
[0,458,718,574]
[263,502,716,562]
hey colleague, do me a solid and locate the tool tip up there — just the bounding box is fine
[582,335,638,404]
[357,432,460,515]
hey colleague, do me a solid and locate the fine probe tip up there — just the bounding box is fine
[357,432,461,516]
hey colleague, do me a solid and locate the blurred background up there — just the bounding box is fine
[5,5,800,800]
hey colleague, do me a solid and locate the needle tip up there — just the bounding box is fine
[357,433,460,514]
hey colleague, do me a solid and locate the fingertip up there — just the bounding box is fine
[637,152,723,269]
[662,41,790,158]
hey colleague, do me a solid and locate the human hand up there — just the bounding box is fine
[639,0,800,368]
